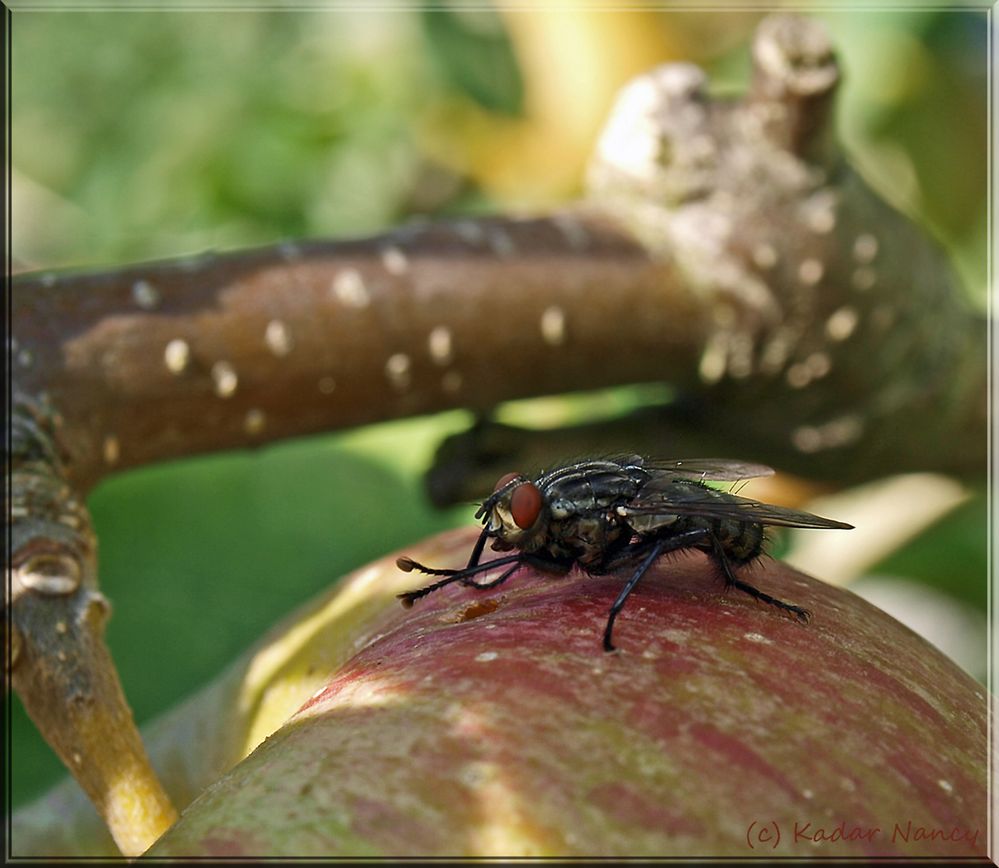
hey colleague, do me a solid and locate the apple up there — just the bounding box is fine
[147,527,988,859]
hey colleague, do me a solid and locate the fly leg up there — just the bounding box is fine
[399,549,572,606]
[466,562,520,590]
[395,527,491,579]
[710,536,810,623]
[397,553,523,607]
[603,529,710,652]
[466,553,571,590]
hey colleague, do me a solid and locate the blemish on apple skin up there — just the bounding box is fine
[452,598,501,623]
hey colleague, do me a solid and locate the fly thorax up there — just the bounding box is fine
[546,512,627,565]
[549,498,574,520]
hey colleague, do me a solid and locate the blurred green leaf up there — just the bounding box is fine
[868,492,988,612]
[419,7,523,116]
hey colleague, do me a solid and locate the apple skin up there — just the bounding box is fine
[148,527,988,859]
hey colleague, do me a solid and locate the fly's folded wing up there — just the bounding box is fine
[619,481,853,530]
[631,457,776,482]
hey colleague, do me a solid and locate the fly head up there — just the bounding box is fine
[475,471,550,554]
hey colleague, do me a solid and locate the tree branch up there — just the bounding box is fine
[9,392,178,856]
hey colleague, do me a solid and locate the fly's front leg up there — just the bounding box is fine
[709,536,810,623]
[464,553,567,590]
[454,527,495,588]
[462,526,490,571]
[399,551,571,608]
[396,527,492,579]
[466,562,520,590]
[397,553,524,607]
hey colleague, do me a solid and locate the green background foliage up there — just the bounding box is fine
[10,7,988,809]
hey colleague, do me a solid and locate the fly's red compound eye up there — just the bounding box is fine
[493,471,521,492]
[510,481,543,530]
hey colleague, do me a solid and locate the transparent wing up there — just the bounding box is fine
[616,455,776,482]
[620,484,853,530]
